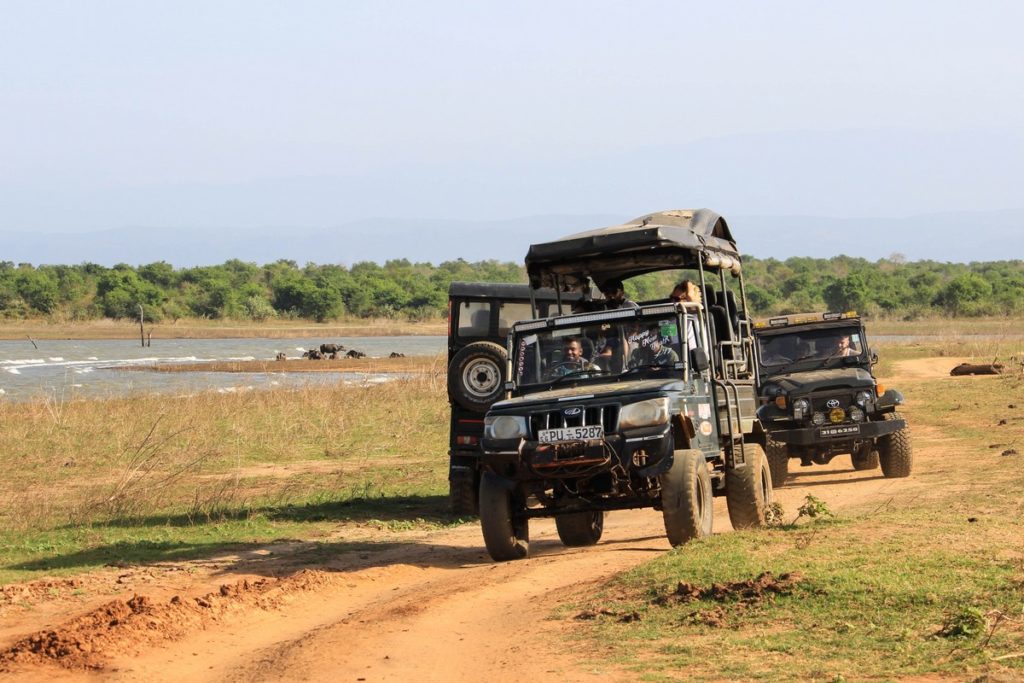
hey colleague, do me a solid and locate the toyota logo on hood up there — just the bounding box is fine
[562,407,582,417]
[826,399,841,408]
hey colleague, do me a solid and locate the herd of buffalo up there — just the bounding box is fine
[274,342,406,361]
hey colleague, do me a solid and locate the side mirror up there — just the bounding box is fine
[691,347,710,373]
[870,351,878,365]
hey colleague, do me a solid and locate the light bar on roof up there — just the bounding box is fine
[641,304,678,316]
[514,319,549,332]
[559,308,638,326]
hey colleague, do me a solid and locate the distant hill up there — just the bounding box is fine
[2,209,1020,267]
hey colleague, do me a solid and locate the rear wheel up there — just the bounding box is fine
[878,412,913,478]
[479,472,529,561]
[765,436,790,486]
[555,510,604,547]
[448,469,479,516]
[659,449,713,546]
[725,443,773,529]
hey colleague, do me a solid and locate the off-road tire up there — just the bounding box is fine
[479,472,529,561]
[448,342,508,413]
[851,447,880,471]
[725,443,774,529]
[555,510,604,547]
[449,474,479,516]
[878,412,912,478]
[765,435,790,486]
[659,449,713,546]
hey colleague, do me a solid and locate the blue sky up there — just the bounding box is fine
[1,2,1022,248]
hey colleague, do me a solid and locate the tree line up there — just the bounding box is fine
[1,255,1021,323]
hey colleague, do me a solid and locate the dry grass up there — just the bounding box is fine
[0,371,450,536]
[0,317,446,341]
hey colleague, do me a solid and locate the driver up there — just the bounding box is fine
[546,337,600,378]
[832,334,857,357]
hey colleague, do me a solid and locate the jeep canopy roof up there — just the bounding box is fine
[525,208,740,290]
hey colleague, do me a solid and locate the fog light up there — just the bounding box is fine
[849,407,865,422]
[812,412,826,426]
[829,407,846,423]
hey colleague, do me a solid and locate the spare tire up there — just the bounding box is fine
[448,341,508,413]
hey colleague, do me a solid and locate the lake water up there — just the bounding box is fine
[0,336,446,402]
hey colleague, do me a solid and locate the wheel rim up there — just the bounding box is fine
[462,359,499,398]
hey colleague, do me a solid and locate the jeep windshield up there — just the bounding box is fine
[511,309,694,389]
[757,325,865,373]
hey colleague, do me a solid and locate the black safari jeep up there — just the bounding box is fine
[478,209,774,561]
[446,282,581,515]
[752,311,912,485]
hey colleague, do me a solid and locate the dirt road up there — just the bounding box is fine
[0,358,951,682]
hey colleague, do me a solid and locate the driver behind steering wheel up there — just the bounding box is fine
[546,337,601,379]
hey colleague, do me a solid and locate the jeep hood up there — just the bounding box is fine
[762,367,874,395]
[491,378,683,411]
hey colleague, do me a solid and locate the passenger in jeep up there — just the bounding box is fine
[832,334,858,357]
[629,325,679,368]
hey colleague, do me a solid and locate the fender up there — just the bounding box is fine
[876,388,905,410]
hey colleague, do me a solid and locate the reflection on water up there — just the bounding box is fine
[0,336,445,402]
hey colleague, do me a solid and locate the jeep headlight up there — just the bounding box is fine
[792,398,810,420]
[619,397,670,429]
[855,390,873,406]
[484,415,528,440]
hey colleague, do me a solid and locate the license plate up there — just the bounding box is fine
[538,425,604,443]
[819,425,861,438]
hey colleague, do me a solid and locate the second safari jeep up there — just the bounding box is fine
[753,312,912,485]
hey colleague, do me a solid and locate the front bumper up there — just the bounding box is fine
[771,416,905,446]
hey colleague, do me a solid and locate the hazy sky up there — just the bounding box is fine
[1,1,1022,237]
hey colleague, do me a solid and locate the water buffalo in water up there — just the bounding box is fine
[320,343,345,355]
[389,352,405,358]
[303,348,325,360]
[275,352,287,361]
[345,349,366,359]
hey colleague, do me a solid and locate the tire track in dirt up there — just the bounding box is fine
[0,356,951,681]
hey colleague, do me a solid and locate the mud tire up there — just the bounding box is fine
[479,472,529,561]
[448,342,508,413]
[878,412,913,478]
[449,473,479,516]
[659,449,713,546]
[725,443,773,529]
[851,447,880,471]
[765,435,790,486]
[555,510,605,547]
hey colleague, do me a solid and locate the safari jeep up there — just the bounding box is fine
[752,311,912,485]
[446,283,581,515]
[478,209,774,561]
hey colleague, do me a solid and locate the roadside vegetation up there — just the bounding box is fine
[568,342,1024,680]
[2,256,1022,333]
[0,362,453,584]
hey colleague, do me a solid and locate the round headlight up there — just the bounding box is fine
[792,398,810,414]
[855,390,872,406]
[849,406,865,422]
[811,411,827,426]
[490,415,525,440]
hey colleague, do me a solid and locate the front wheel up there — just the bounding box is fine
[851,445,880,472]
[878,412,913,478]
[660,449,713,546]
[479,472,529,561]
[725,443,773,529]
[555,510,604,547]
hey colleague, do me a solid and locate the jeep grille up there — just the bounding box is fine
[528,405,619,438]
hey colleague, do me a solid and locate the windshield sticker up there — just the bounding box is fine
[699,420,714,436]
[698,403,711,419]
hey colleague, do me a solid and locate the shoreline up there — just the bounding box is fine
[118,355,446,374]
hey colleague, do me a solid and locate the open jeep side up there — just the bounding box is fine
[446,283,580,515]
[478,209,774,561]
[753,311,913,485]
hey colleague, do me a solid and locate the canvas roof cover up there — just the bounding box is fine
[525,208,739,290]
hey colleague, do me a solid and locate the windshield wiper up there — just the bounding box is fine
[620,363,671,377]
[548,369,600,386]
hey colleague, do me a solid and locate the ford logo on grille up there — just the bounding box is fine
[826,399,841,409]
[563,407,582,417]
